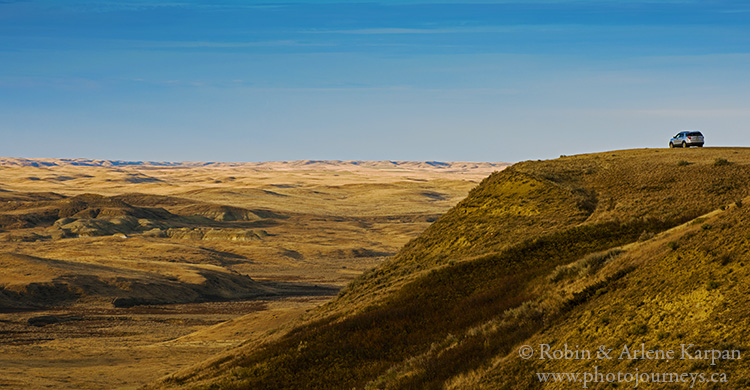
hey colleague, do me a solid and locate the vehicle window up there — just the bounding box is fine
[688,132,703,136]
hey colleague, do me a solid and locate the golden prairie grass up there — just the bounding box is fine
[162,148,750,390]
[0,159,501,389]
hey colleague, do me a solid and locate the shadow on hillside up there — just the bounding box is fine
[258,281,340,298]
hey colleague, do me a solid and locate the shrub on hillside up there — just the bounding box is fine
[548,248,624,282]
[503,301,544,325]
[714,158,731,167]
[578,248,624,276]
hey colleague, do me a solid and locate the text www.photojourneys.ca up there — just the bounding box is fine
[536,367,729,388]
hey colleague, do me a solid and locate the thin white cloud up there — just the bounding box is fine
[0,76,101,89]
[129,78,257,88]
[259,0,701,3]
[632,109,750,118]
[308,25,574,35]
[315,28,455,35]
[122,40,334,49]
[52,1,288,12]
[307,23,740,37]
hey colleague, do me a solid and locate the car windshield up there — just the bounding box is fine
[688,132,703,137]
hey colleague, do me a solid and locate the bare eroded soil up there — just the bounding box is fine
[0,158,506,389]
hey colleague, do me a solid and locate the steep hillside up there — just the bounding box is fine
[156,148,750,389]
[466,199,750,389]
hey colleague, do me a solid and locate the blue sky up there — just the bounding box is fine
[1,0,749,162]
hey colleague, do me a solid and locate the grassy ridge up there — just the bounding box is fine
[331,149,750,315]
[179,217,684,390]
[473,202,750,389]
[157,148,750,389]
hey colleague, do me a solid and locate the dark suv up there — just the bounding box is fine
[669,131,704,148]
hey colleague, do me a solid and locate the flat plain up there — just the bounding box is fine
[0,158,507,389]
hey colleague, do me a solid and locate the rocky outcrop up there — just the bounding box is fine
[0,192,280,241]
[165,228,268,241]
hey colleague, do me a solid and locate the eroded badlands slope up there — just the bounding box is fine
[0,158,505,389]
[158,148,750,389]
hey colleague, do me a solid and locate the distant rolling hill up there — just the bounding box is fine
[0,157,514,389]
[153,147,750,389]
[0,157,507,173]
[0,158,503,311]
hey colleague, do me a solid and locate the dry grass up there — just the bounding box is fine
[0,158,504,389]
[159,148,750,390]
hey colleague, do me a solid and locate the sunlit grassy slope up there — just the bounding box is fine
[155,148,750,389]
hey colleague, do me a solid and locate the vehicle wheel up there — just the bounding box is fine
[682,141,687,148]
[697,145,703,147]
[669,142,674,148]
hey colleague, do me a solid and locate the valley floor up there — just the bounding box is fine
[0,159,505,389]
